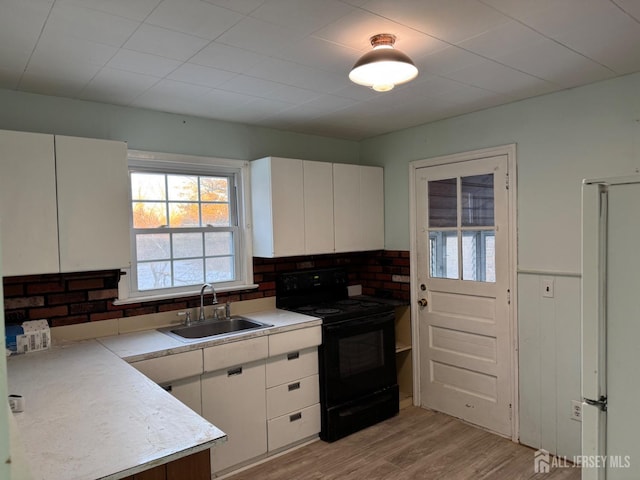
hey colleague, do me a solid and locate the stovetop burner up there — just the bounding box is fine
[276,267,395,323]
[359,301,380,307]
[288,297,394,323]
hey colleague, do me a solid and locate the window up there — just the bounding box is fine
[428,174,496,282]
[122,151,254,301]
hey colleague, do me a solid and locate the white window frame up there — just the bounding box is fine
[116,150,256,304]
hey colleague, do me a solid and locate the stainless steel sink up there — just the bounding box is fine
[160,316,272,342]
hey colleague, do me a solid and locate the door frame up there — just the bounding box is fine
[409,144,519,441]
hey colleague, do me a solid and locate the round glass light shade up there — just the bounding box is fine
[349,45,418,92]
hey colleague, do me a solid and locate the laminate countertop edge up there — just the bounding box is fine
[7,340,227,480]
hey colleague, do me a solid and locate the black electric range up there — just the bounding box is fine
[276,268,399,442]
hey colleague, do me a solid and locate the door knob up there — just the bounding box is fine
[418,298,428,307]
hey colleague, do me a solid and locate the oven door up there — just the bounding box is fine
[320,311,397,406]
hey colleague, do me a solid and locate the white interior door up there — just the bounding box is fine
[415,154,514,437]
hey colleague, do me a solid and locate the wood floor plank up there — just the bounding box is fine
[227,407,581,480]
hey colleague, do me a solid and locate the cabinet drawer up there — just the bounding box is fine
[267,374,319,419]
[131,350,203,384]
[266,347,318,388]
[269,326,321,357]
[268,403,321,452]
[203,336,268,373]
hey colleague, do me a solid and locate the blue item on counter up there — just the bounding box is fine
[5,325,24,353]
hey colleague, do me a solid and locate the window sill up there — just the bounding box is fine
[113,284,259,306]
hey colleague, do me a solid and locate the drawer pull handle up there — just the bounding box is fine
[287,352,300,361]
[289,412,302,422]
[228,367,243,376]
[162,385,173,392]
[288,382,301,391]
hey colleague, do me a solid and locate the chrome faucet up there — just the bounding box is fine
[199,283,218,322]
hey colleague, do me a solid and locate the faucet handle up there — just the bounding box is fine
[177,311,192,326]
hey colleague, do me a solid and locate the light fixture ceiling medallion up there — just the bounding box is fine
[348,33,418,92]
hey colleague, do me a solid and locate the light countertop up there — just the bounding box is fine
[6,308,319,480]
[7,340,226,480]
[98,309,321,363]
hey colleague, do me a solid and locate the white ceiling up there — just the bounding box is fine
[2,0,639,140]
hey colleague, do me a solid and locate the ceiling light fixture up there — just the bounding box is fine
[348,33,418,92]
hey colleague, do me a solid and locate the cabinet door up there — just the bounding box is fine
[0,130,59,275]
[333,164,384,252]
[201,361,267,473]
[251,157,304,257]
[303,160,334,254]
[55,135,130,272]
[333,163,360,253]
[164,376,202,416]
[359,165,385,251]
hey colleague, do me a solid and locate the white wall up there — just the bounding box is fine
[0,89,359,165]
[361,72,640,458]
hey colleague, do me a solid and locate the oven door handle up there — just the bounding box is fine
[324,312,394,332]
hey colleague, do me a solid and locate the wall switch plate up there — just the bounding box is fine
[571,400,582,421]
[542,278,555,298]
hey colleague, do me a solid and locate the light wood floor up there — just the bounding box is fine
[227,407,581,480]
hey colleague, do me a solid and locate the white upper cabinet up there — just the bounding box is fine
[333,163,384,253]
[0,130,59,275]
[251,157,334,258]
[251,157,383,257]
[0,130,130,276]
[302,160,334,255]
[55,135,130,272]
[252,157,305,257]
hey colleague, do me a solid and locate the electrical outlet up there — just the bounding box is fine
[542,278,555,298]
[571,400,582,422]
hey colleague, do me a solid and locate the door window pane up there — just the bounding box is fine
[429,178,457,227]
[461,174,494,227]
[429,231,458,279]
[462,230,495,282]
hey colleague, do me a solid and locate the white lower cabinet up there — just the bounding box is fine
[201,359,267,473]
[265,326,322,453]
[130,350,204,415]
[130,326,322,476]
[164,376,202,415]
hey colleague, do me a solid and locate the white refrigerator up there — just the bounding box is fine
[582,176,640,480]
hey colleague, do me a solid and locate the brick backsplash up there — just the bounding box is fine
[3,250,410,328]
